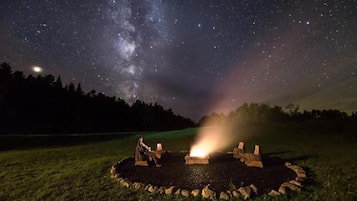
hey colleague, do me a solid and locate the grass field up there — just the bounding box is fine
[0,126,356,201]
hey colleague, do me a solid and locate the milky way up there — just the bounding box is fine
[0,0,356,121]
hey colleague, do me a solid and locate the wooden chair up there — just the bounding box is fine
[246,144,263,168]
[233,141,245,158]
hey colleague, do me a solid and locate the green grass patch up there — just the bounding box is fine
[0,127,356,201]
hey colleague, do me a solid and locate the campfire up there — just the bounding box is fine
[185,146,210,164]
[184,154,210,164]
[184,126,232,165]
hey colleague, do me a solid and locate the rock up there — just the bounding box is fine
[165,186,175,195]
[286,163,305,173]
[296,171,307,179]
[158,186,165,194]
[285,163,307,181]
[119,179,130,188]
[281,182,301,192]
[116,177,124,183]
[132,182,143,189]
[238,186,251,200]
[268,189,281,197]
[110,166,116,175]
[144,184,151,191]
[250,184,258,194]
[289,180,303,187]
[174,188,181,195]
[295,169,305,175]
[278,186,286,194]
[181,189,190,197]
[148,185,157,193]
[122,181,130,188]
[232,190,240,198]
[291,165,303,172]
[219,192,230,200]
[138,182,145,188]
[202,184,216,199]
[191,189,200,197]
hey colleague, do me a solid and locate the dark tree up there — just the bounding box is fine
[0,63,194,134]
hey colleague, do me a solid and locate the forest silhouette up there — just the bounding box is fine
[1,62,356,135]
[0,62,195,134]
[199,102,357,137]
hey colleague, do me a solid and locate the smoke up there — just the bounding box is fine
[189,28,305,157]
[190,118,236,157]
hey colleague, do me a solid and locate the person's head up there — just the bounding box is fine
[138,136,143,142]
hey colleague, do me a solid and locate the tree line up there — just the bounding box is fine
[0,63,195,134]
[199,103,357,134]
[2,62,356,135]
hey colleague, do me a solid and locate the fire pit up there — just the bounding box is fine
[184,154,209,164]
[111,152,307,199]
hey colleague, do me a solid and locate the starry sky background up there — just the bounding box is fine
[0,0,356,121]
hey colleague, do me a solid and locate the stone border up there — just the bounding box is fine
[110,156,307,200]
[267,162,307,196]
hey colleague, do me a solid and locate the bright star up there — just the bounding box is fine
[32,66,43,73]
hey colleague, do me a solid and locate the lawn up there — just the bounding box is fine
[0,127,356,201]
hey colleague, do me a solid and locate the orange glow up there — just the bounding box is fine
[189,123,234,158]
[190,145,208,157]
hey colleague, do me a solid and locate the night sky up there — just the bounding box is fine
[1,0,356,121]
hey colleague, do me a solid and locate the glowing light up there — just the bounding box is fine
[127,65,136,75]
[116,37,136,60]
[32,66,43,73]
[190,146,208,158]
[189,125,233,158]
[189,126,222,156]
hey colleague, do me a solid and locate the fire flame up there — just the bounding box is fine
[189,125,231,157]
[190,145,209,158]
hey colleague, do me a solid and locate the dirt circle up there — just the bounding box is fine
[114,152,297,195]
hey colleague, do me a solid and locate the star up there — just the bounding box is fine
[32,66,43,73]
[0,0,355,121]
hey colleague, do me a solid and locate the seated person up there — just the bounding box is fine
[135,136,161,167]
